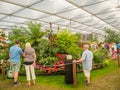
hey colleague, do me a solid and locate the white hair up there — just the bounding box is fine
[25,42,31,48]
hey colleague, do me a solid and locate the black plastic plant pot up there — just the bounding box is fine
[65,59,73,84]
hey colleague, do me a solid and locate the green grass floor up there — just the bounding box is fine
[0,59,119,90]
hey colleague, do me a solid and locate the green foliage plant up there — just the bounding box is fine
[93,48,107,63]
[105,28,120,43]
[56,30,82,59]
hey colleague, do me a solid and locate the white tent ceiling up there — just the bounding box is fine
[0,0,120,35]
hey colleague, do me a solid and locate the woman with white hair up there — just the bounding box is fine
[24,42,36,86]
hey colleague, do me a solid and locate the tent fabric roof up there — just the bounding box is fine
[0,0,120,34]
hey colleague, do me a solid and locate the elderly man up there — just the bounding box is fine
[73,44,93,85]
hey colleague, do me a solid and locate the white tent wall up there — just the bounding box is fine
[0,0,120,35]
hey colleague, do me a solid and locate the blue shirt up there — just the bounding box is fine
[116,44,119,49]
[82,49,93,71]
[9,45,22,62]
